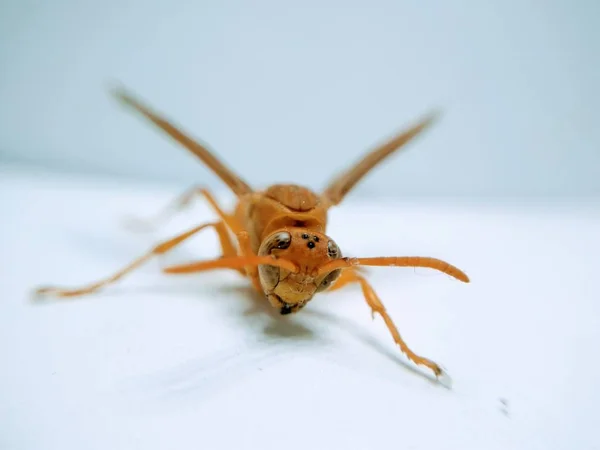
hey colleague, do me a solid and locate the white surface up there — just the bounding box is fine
[1,165,599,449]
[1,0,599,197]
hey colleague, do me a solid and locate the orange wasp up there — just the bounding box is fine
[35,86,469,383]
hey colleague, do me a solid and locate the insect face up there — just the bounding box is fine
[257,228,343,314]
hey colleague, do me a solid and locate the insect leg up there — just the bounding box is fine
[131,183,258,287]
[187,192,254,280]
[123,185,207,232]
[122,187,245,277]
[325,267,364,292]
[326,270,449,381]
[34,222,225,299]
[124,186,240,233]
[160,252,296,278]
[235,231,264,293]
[165,230,267,294]
[197,220,245,276]
[199,188,245,235]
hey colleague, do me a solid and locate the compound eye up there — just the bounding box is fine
[270,231,292,251]
[258,264,281,292]
[257,232,292,291]
[316,269,342,292]
[259,231,292,256]
[327,240,341,259]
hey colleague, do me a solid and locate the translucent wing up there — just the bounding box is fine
[322,111,439,206]
[111,85,253,197]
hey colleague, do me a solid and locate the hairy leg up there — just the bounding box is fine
[327,270,449,381]
[34,221,236,298]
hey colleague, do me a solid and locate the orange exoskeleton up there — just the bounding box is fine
[34,86,469,384]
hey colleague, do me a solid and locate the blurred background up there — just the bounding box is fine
[2,2,600,450]
[1,0,598,198]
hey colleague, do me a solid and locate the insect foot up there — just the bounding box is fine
[435,365,453,389]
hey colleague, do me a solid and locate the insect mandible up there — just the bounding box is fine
[34,86,470,383]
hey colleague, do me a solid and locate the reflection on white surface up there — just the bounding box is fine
[1,166,599,450]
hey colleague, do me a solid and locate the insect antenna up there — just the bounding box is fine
[317,256,469,283]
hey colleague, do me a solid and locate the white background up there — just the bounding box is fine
[1,1,600,449]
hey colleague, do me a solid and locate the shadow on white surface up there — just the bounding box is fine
[1,165,599,449]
